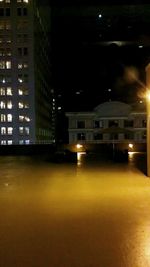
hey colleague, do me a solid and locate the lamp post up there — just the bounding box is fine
[145,63,150,177]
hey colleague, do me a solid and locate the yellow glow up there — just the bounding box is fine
[129,143,133,149]
[146,90,150,101]
[76,144,83,149]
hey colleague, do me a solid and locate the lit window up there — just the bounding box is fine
[18,102,23,108]
[0,87,5,95]
[1,127,6,135]
[23,0,29,3]
[1,140,6,145]
[7,114,12,122]
[7,101,12,109]
[19,115,24,121]
[8,140,12,145]
[6,87,12,95]
[19,127,23,134]
[24,116,30,121]
[7,127,13,135]
[0,61,5,69]
[19,140,24,144]
[6,60,11,69]
[0,114,6,122]
[0,101,5,109]
[25,140,30,144]
[25,127,29,135]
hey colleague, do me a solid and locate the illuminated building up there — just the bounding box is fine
[66,101,147,152]
[0,0,54,145]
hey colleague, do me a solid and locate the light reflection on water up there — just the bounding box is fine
[0,153,150,267]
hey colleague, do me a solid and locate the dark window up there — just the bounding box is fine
[17,8,22,16]
[24,47,28,55]
[23,8,27,16]
[142,131,146,139]
[94,133,103,140]
[109,120,119,127]
[124,133,133,140]
[124,120,134,127]
[94,120,103,128]
[110,133,118,140]
[142,120,146,127]
[6,8,10,16]
[18,47,22,56]
[77,133,86,140]
[0,8,4,16]
[77,121,85,129]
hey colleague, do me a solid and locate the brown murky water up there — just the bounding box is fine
[0,153,150,267]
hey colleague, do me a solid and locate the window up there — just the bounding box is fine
[18,88,29,95]
[19,127,23,134]
[0,114,6,122]
[1,140,6,145]
[77,121,85,129]
[17,8,22,16]
[124,120,134,127]
[5,8,10,16]
[7,114,12,122]
[0,87,5,95]
[8,140,12,145]
[142,120,146,127]
[25,127,29,135]
[6,87,12,95]
[77,133,86,140]
[6,60,11,69]
[7,127,13,135]
[94,120,103,128]
[0,8,4,16]
[0,101,5,109]
[23,8,27,16]
[109,120,119,127]
[1,127,6,135]
[110,133,118,140]
[7,100,12,109]
[94,133,103,140]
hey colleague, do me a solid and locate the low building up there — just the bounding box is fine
[66,101,147,152]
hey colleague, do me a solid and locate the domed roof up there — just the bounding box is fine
[94,101,131,116]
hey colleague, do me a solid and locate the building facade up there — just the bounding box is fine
[66,101,147,152]
[0,0,54,145]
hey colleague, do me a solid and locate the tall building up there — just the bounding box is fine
[0,0,54,145]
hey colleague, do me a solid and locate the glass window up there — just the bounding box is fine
[1,127,6,135]
[0,114,6,122]
[7,114,12,122]
[7,127,13,135]
[142,120,146,127]
[7,100,12,109]
[6,87,12,95]
[5,8,10,16]
[25,127,29,135]
[17,8,22,16]
[1,140,7,145]
[0,87,5,95]
[18,102,23,108]
[0,101,5,109]
[124,120,134,127]
[19,127,23,134]
[77,133,86,140]
[109,120,119,127]
[6,60,11,69]
[77,121,85,129]
[8,140,12,145]
[94,133,103,140]
[0,8,4,16]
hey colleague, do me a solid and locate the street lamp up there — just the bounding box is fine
[145,63,150,177]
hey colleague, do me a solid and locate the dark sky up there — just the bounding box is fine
[51,2,150,111]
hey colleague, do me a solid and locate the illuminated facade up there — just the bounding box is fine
[66,101,147,151]
[0,0,54,145]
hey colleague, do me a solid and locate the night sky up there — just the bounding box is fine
[51,1,150,111]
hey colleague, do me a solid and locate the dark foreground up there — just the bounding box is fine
[0,152,149,267]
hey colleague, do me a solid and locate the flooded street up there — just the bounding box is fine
[0,153,150,267]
